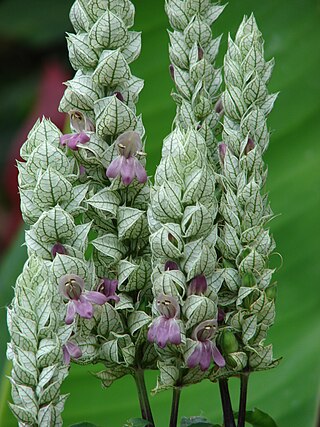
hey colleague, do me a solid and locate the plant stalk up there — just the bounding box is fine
[219,378,236,427]
[133,368,155,426]
[237,372,249,427]
[169,386,181,427]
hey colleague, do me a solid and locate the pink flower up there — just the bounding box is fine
[59,274,107,324]
[164,260,179,271]
[187,320,225,371]
[188,275,207,296]
[60,131,90,151]
[219,143,227,163]
[63,340,82,365]
[106,131,147,186]
[51,242,67,259]
[148,294,181,348]
[97,278,120,303]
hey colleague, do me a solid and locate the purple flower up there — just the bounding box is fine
[169,64,175,81]
[215,98,223,114]
[106,131,147,186]
[218,308,225,323]
[147,294,182,348]
[113,91,124,102]
[60,131,90,151]
[187,320,225,371]
[59,274,107,324]
[97,278,120,303]
[164,260,179,271]
[245,137,255,155]
[188,275,207,296]
[51,242,67,259]
[63,340,82,365]
[198,45,204,61]
[219,143,227,163]
[69,110,95,132]
[79,165,86,176]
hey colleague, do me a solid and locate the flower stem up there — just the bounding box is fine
[219,378,236,427]
[169,386,181,427]
[237,372,249,427]
[133,368,155,426]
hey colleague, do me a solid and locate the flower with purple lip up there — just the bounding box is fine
[59,274,107,324]
[147,294,182,348]
[63,340,82,365]
[97,278,120,303]
[69,110,95,133]
[188,275,207,296]
[164,260,179,271]
[106,131,147,186]
[219,143,227,163]
[187,320,225,371]
[244,137,255,155]
[60,131,90,151]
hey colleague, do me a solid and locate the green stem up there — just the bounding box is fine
[133,368,155,426]
[169,387,181,427]
[219,378,236,427]
[237,373,249,427]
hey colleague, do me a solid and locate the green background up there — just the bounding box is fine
[0,0,319,426]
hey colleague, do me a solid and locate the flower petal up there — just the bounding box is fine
[211,345,226,367]
[199,341,212,371]
[84,291,107,305]
[187,344,202,368]
[65,302,76,325]
[66,134,80,150]
[134,159,147,183]
[65,341,82,359]
[106,156,123,178]
[63,346,71,365]
[60,133,73,146]
[121,157,135,185]
[168,319,181,345]
[74,297,93,319]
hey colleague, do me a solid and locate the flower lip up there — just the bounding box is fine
[59,274,84,300]
[156,294,180,319]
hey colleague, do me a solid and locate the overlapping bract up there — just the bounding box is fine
[166,0,226,156]
[7,257,71,427]
[214,15,280,376]
[9,1,153,424]
[148,128,224,391]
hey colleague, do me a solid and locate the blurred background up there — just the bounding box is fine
[0,0,319,426]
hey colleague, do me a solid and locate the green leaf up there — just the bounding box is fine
[180,416,216,426]
[70,423,101,427]
[123,418,150,427]
[234,407,278,427]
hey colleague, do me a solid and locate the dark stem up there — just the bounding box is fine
[237,373,249,427]
[133,368,155,426]
[169,386,181,427]
[219,378,236,427]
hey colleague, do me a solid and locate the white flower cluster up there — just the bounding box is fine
[8,0,281,424]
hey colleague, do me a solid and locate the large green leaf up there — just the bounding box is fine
[0,0,319,426]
